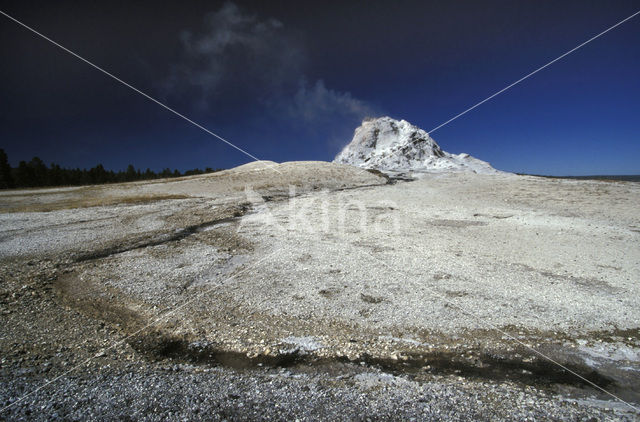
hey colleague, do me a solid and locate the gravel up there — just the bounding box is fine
[1,163,639,419]
[2,362,635,421]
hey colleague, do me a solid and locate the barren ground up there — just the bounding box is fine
[1,161,639,420]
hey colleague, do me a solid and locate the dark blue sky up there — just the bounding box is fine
[1,0,639,175]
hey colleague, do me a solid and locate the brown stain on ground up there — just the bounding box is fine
[52,261,640,403]
[0,194,191,213]
[54,272,148,333]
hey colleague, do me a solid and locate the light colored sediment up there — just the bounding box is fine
[1,161,639,419]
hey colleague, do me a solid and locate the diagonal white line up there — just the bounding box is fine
[427,9,640,134]
[0,9,281,174]
[2,6,638,414]
[284,189,638,410]
[352,242,639,412]
[0,249,279,414]
[236,191,639,411]
[238,191,639,413]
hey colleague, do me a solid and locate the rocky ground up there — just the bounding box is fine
[0,161,639,420]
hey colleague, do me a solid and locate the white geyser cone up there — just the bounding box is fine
[334,116,503,175]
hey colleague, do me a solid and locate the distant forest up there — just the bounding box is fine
[0,149,224,189]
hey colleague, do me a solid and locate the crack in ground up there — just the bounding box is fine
[73,212,248,263]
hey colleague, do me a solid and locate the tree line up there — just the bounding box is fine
[0,149,223,189]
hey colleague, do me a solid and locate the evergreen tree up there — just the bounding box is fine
[125,164,137,181]
[28,157,48,186]
[15,161,34,187]
[89,164,108,184]
[0,153,222,188]
[184,168,204,176]
[0,149,13,189]
[49,163,63,186]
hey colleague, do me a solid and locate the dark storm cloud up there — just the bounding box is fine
[165,2,375,125]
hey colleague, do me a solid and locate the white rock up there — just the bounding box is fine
[334,116,504,176]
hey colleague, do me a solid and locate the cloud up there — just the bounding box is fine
[166,2,376,131]
[289,80,374,125]
[165,2,303,108]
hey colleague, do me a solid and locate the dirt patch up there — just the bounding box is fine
[365,168,391,184]
[473,213,514,219]
[1,194,191,213]
[129,332,302,369]
[55,272,148,332]
[515,263,615,292]
[428,219,488,228]
[587,327,640,347]
[319,288,342,298]
[360,293,385,304]
[443,290,468,298]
